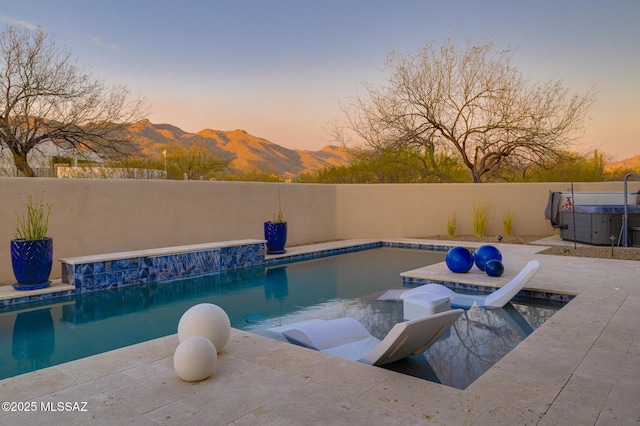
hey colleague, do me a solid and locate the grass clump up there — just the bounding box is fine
[271,190,286,223]
[503,211,513,237]
[472,202,490,237]
[14,194,53,240]
[447,212,457,239]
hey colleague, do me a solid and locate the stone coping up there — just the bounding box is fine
[0,239,389,305]
[3,239,637,423]
[58,239,266,264]
[0,279,74,303]
[2,238,569,307]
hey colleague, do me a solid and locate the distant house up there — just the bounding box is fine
[0,141,164,179]
[0,140,104,177]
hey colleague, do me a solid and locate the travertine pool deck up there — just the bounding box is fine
[1,238,639,425]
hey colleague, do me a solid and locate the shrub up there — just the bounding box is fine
[503,211,513,237]
[14,194,52,240]
[447,212,457,239]
[271,190,286,223]
[472,202,490,237]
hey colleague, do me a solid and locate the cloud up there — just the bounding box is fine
[1,16,118,51]
[86,35,118,51]
[0,15,40,30]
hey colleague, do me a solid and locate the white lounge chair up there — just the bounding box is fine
[274,310,463,366]
[402,260,541,309]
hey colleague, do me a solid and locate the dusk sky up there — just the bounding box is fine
[2,1,639,160]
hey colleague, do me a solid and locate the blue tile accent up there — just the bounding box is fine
[93,262,106,274]
[0,289,75,309]
[59,242,266,295]
[401,276,575,303]
[2,240,571,308]
[264,242,385,266]
[263,241,451,266]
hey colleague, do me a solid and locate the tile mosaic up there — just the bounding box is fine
[55,242,266,301]
[9,239,571,309]
[0,289,75,309]
[401,276,575,303]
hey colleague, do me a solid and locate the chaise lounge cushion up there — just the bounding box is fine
[280,310,463,366]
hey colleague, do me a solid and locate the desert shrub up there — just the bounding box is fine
[503,211,513,237]
[447,212,457,238]
[472,202,490,237]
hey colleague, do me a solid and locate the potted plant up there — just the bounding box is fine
[264,192,287,254]
[11,194,53,290]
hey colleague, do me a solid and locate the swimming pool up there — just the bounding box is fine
[0,247,564,388]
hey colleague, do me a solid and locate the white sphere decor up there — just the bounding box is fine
[177,303,231,352]
[173,336,217,382]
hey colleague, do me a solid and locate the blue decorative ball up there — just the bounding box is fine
[445,247,474,273]
[473,245,502,271]
[485,259,505,277]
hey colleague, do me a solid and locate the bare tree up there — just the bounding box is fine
[333,39,596,183]
[0,25,148,177]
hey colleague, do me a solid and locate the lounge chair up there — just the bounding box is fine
[273,309,463,366]
[401,260,541,309]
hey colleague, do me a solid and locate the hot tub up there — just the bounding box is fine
[559,205,640,245]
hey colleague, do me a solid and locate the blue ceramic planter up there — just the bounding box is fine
[10,237,53,290]
[264,222,287,254]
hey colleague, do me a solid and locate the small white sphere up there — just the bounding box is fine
[173,336,217,382]
[177,303,231,352]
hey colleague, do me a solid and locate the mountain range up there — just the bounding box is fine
[124,119,639,179]
[605,155,640,171]
[126,119,350,177]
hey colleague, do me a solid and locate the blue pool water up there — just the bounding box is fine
[0,248,564,388]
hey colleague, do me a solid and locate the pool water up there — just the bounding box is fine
[0,248,564,388]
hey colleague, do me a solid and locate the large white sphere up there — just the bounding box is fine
[177,303,231,352]
[173,336,217,382]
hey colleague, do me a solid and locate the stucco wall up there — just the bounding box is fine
[1,178,637,285]
[334,182,638,238]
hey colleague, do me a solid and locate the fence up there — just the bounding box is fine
[0,178,636,285]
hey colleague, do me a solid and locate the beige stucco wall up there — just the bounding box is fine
[334,182,638,238]
[0,178,338,285]
[1,178,637,285]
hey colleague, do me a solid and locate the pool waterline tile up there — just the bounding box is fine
[59,241,266,296]
[402,276,575,304]
[3,238,571,308]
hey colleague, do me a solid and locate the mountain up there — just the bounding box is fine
[605,155,640,171]
[126,119,350,177]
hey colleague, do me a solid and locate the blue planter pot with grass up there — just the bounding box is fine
[10,237,53,290]
[264,222,287,254]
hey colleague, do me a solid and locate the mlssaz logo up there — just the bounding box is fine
[40,401,88,412]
